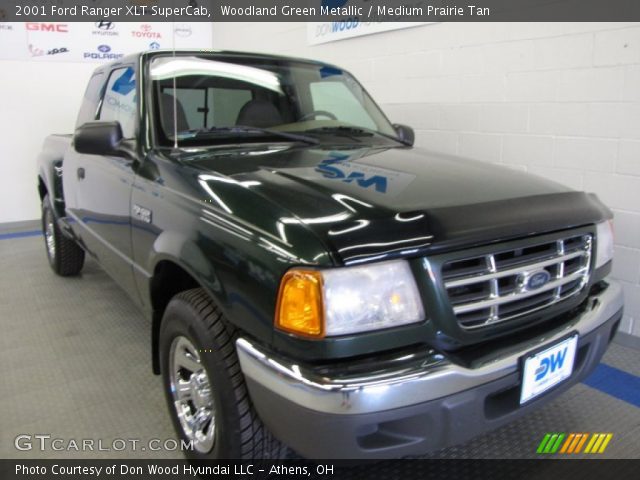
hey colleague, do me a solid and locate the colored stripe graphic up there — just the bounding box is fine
[538,433,613,454]
[584,434,599,453]
[537,433,566,454]
[559,433,575,453]
[574,433,589,453]
[598,434,613,453]
[550,433,565,453]
[544,434,559,453]
[536,434,551,453]
[585,433,613,454]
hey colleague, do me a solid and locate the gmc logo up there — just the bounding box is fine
[26,23,68,33]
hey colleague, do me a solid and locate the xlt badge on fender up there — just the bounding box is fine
[132,204,152,224]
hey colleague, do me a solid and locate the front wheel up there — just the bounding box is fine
[159,288,287,459]
[41,194,85,276]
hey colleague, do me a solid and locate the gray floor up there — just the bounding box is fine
[1,234,639,459]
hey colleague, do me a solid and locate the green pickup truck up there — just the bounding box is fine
[36,50,623,459]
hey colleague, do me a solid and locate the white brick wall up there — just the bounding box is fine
[214,22,640,337]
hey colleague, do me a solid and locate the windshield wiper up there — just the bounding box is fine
[306,126,409,145]
[186,126,319,145]
[306,126,373,137]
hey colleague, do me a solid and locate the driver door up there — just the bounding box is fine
[70,66,140,303]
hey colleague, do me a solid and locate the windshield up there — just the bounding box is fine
[149,54,398,147]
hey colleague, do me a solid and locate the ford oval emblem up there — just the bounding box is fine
[525,270,551,290]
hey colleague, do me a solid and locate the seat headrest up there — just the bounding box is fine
[236,99,283,128]
[160,92,190,135]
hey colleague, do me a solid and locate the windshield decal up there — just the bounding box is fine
[111,67,135,96]
[319,65,343,78]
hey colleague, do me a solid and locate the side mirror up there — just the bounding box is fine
[393,123,415,146]
[74,121,124,156]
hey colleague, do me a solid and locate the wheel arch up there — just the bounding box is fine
[38,175,48,201]
[150,258,205,374]
[148,243,232,375]
[38,160,66,218]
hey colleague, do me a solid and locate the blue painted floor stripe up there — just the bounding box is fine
[0,230,42,240]
[583,364,640,408]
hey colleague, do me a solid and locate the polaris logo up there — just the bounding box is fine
[84,45,124,60]
[535,348,568,381]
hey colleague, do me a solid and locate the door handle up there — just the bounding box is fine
[77,167,85,180]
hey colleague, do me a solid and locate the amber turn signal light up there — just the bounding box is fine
[275,269,324,338]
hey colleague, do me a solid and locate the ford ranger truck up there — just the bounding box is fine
[36,50,624,459]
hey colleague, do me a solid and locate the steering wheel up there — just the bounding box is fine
[299,110,338,121]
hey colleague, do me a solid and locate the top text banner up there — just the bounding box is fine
[1,0,640,22]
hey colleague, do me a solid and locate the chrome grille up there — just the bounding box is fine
[442,233,592,329]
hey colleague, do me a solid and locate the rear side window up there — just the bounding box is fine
[209,88,252,126]
[99,67,137,138]
[75,73,104,128]
[160,86,252,131]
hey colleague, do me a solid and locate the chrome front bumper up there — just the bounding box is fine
[236,281,623,416]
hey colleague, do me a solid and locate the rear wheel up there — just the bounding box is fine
[159,288,287,459]
[41,194,84,276]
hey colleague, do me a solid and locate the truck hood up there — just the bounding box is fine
[183,144,611,264]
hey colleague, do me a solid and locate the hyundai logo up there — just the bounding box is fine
[518,270,551,292]
[95,21,115,30]
[97,45,111,53]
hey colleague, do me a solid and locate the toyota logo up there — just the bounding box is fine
[97,45,111,53]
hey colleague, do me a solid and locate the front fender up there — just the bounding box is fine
[144,228,276,346]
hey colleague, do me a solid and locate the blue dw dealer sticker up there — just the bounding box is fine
[520,335,578,404]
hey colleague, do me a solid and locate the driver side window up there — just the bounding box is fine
[99,67,137,138]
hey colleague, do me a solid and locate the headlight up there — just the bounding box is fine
[595,220,614,269]
[275,260,425,338]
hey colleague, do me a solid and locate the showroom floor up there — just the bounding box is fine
[1,227,639,460]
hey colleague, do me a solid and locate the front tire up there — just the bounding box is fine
[41,194,85,276]
[159,288,287,459]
